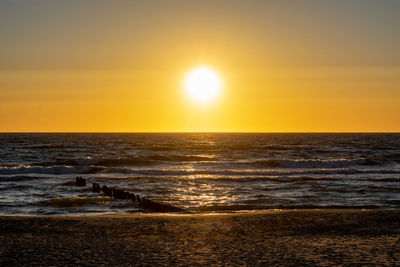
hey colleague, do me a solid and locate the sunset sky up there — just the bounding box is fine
[1,0,399,132]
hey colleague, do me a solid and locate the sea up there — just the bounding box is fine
[0,133,399,215]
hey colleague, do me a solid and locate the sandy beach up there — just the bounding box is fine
[0,210,399,266]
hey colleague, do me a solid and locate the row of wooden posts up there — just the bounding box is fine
[76,177,186,213]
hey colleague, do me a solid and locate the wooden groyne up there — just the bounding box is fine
[76,177,186,213]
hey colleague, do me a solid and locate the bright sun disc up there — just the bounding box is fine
[184,67,222,103]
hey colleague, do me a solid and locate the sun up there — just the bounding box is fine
[184,67,222,103]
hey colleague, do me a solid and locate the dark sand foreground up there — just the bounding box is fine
[1,210,399,266]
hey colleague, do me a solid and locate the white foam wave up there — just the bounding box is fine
[243,158,389,168]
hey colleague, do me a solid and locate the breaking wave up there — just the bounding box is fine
[195,204,381,212]
[241,158,390,168]
[46,156,395,169]
[50,154,217,167]
[1,163,400,177]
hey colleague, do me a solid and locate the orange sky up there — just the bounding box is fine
[1,1,399,132]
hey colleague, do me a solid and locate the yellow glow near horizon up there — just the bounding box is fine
[184,67,222,104]
[0,1,400,132]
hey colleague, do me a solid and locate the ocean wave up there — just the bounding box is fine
[0,175,45,182]
[24,144,69,149]
[195,204,382,212]
[0,165,103,175]
[50,154,217,167]
[368,185,400,191]
[150,144,179,151]
[197,176,344,183]
[121,167,400,177]
[241,158,389,168]
[262,145,317,151]
[39,197,111,208]
[196,204,271,212]
[2,163,398,177]
[0,184,33,191]
[97,173,399,187]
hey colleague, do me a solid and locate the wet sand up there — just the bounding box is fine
[0,210,399,266]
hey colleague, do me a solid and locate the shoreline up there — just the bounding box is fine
[1,209,399,265]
